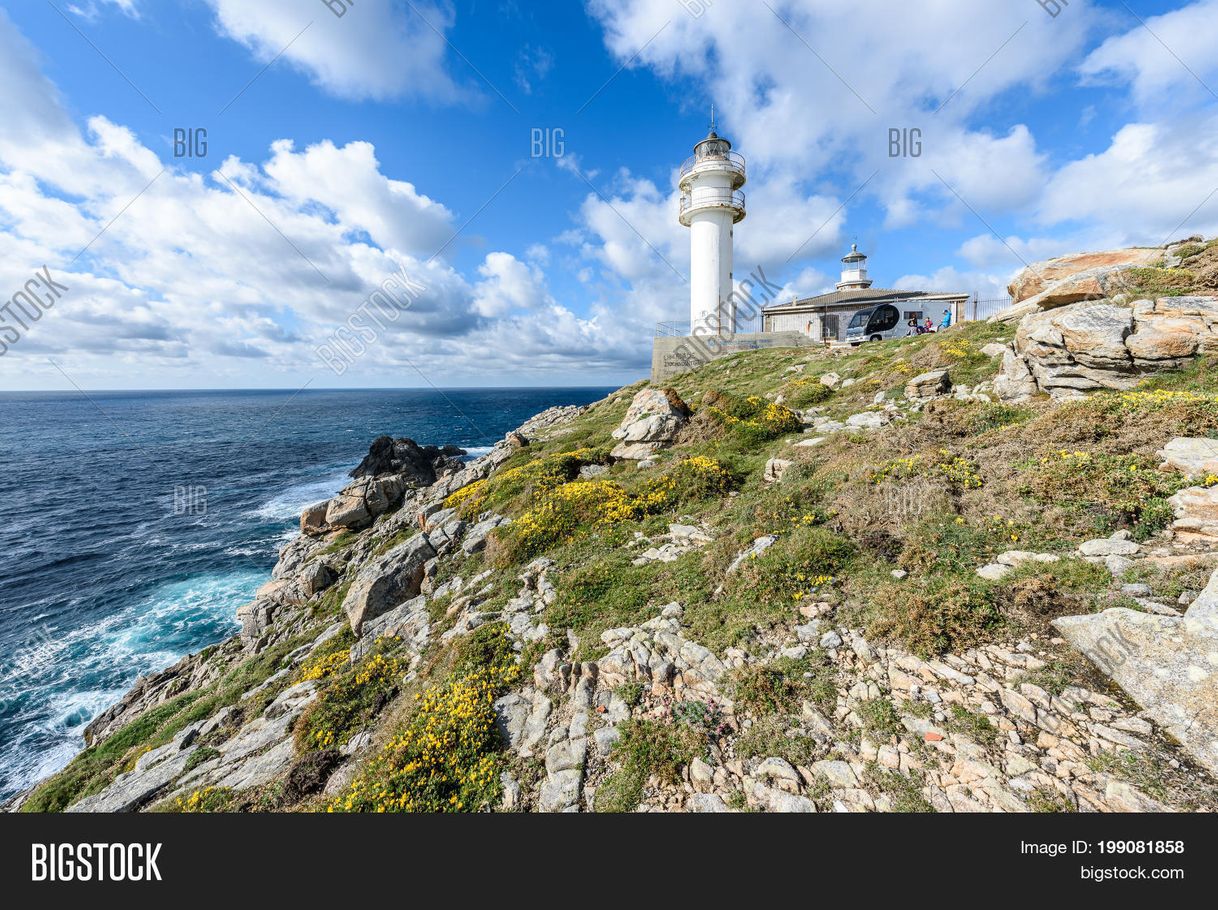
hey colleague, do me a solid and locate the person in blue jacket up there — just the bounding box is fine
[940,309,953,330]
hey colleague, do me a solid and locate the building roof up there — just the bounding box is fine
[763,287,969,315]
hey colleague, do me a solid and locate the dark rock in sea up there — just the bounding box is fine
[349,435,466,484]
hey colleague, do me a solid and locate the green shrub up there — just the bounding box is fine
[785,378,833,409]
[615,682,645,708]
[897,519,1001,576]
[1019,451,1186,537]
[1123,266,1198,297]
[944,704,997,743]
[857,697,902,739]
[454,622,516,676]
[594,718,706,813]
[864,767,935,812]
[736,715,821,767]
[184,746,221,773]
[729,654,836,716]
[731,525,855,603]
[865,575,1002,657]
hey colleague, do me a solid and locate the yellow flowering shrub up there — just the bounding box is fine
[298,648,350,682]
[493,449,599,495]
[444,478,488,515]
[657,455,735,501]
[1115,389,1217,410]
[330,656,520,813]
[497,456,735,562]
[295,646,404,754]
[502,480,638,561]
[941,339,975,360]
[1088,388,1218,434]
[1019,450,1185,534]
[448,449,607,518]
[867,450,983,491]
[707,392,803,444]
[172,787,233,813]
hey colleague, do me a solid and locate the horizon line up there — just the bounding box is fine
[0,383,625,395]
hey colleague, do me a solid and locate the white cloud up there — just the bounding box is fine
[573,0,1097,314]
[1079,0,1218,107]
[0,11,653,389]
[472,252,552,317]
[514,44,554,95]
[1039,117,1218,243]
[893,266,1008,303]
[585,0,1090,183]
[262,139,454,258]
[203,0,465,102]
[957,233,1071,271]
[67,0,139,20]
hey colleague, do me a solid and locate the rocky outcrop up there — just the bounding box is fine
[763,457,794,483]
[82,641,244,746]
[905,368,952,401]
[1000,247,1166,323]
[301,436,467,535]
[70,674,324,813]
[1160,438,1218,478]
[1054,566,1218,776]
[610,388,690,460]
[350,436,466,482]
[1169,485,1218,545]
[341,533,438,636]
[994,297,1218,400]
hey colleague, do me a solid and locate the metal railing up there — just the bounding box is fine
[679,150,746,181]
[655,314,764,337]
[655,321,691,337]
[967,295,1014,321]
[679,189,746,215]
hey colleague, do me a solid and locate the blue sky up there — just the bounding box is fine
[0,0,1215,390]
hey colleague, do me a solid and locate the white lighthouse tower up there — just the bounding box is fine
[679,117,746,335]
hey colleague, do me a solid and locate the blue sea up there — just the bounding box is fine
[0,387,611,801]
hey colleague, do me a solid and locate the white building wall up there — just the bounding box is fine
[768,313,815,335]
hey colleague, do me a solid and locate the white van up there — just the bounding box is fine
[845,304,907,344]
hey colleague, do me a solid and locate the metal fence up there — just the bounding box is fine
[966,295,1014,321]
[655,321,690,337]
[655,314,763,337]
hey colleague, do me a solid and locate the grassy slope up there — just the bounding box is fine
[26,319,1218,812]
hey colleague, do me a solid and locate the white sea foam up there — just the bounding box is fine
[0,569,262,796]
[249,467,351,521]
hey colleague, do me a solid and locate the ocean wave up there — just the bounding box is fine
[248,468,351,522]
[0,569,262,796]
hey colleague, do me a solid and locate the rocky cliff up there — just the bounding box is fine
[12,294,1218,814]
[993,237,1218,401]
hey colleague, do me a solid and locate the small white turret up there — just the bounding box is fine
[837,243,873,291]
